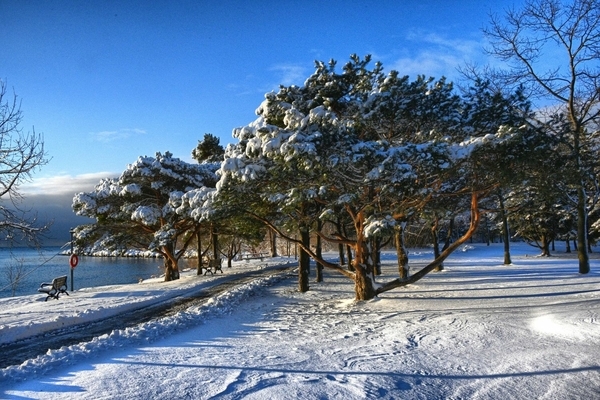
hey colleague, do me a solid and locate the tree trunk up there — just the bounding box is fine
[336,218,346,266]
[576,184,590,273]
[376,191,481,294]
[341,222,354,271]
[540,234,551,257]
[432,216,443,272]
[315,221,323,282]
[353,263,376,301]
[269,228,278,257]
[211,223,219,262]
[395,223,409,279]
[372,236,382,276]
[298,226,310,292]
[572,118,591,273]
[163,243,180,281]
[351,211,377,300]
[196,231,204,275]
[338,243,346,266]
[226,240,237,268]
[346,245,354,271]
[497,193,512,265]
[442,217,454,251]
[353,237,376,301]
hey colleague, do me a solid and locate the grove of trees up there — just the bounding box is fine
[71,0,600,300]
[483,0,600,273]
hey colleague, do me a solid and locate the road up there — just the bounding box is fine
[0,265,294,369]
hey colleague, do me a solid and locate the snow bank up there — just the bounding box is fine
[3,244,600,399]
[1,272,289,382]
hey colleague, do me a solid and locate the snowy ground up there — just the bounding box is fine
[1,243,600,399]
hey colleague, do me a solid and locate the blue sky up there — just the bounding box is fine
[0,0,516,243]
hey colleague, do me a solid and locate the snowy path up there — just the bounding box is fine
[2,244,600,399]
[0,264,294,368]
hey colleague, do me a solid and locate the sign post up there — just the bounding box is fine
[69,229,78,291]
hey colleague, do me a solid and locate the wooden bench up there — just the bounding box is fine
[243,253,267,262]
[204,259,223,275]
[38,275,69,301]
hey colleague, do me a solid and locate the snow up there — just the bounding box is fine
[2,243,600,399]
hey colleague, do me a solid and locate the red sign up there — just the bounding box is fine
[69,254,79,268]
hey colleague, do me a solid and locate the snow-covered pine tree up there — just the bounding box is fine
[73,152,218,281]
[217,55,520,300]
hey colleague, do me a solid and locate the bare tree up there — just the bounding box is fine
[0,80,49,244]
[4,256,26,296]
[484,0,600,274]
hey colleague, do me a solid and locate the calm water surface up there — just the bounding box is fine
[0,247,194,298]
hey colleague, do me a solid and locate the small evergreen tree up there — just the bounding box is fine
[192,133,225,163]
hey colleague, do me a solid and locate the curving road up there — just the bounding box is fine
[0,265,294,369]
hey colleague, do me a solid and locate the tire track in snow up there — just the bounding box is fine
[0,265,294,372]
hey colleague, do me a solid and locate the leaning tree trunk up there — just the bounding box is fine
[376,191,481,295]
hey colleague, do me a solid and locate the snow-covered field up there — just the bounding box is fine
[1,243,600,399]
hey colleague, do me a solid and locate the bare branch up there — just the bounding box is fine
[0,80,50,244]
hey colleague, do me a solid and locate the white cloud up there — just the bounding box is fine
[390,30,488,80]
[20,172,119,196]
[269,63,308,87]
[90,128,147,143]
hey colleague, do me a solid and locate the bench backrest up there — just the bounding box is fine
[53,276,68,289]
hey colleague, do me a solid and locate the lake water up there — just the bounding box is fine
[0,247,196,299]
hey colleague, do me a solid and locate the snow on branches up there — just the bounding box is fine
[215,54,527,299]
[72,152,220,280]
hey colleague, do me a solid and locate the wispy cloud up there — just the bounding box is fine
[90,128,147,143]
[21,172,119,196]
[390,30,487,80]
[269,63,308,87]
